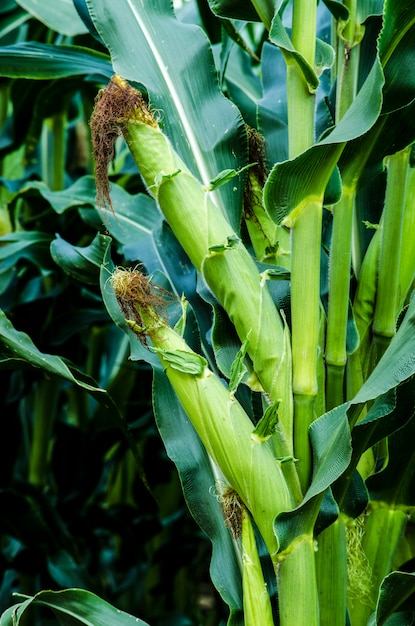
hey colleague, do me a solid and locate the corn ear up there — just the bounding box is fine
[90,75,290,410]
[110,268,294,557]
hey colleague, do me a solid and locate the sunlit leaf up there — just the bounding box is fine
[85,0,248,230]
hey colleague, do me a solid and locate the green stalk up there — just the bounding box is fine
[347,223,380,398]
[29,378,60,486]
[284,0,319,492]
[291,200,321,491]
[335,0,363,122]
[326,187,354,409]
[111,268,295,557]
[277,534,319,626]
[326,2,363,410]
[397,161,415,311]
[277,5,321,621]
[287,0,317,158]
[371,146,410,366]
[315,518,347,626]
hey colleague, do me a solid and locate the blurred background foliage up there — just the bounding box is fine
[0,1,228,624]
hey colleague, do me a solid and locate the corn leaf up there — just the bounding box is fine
[0,588,149,626]
[15,0,88,36]
[85,0,247,231]
[373,572,415,626]
[0,43,111,79]
[50,233,109,285]
[379,0,415,113]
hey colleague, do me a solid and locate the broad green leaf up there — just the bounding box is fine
[375,572,415,626]
[18,176,100,214]
[50,232,108,284]
[17,175,171,279]
[321,0,349,21]
[0,588,149,626]
[15,0,88,36]
[356,0,384,21]
[0,231,52,270]
[379,1,415,69]
[85,0,248,231]
[257,42,288,165]
[0,43,111,79]
[307,404,353,501]
[221,42,262,129]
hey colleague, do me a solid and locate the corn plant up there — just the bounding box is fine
[1,0,415,625]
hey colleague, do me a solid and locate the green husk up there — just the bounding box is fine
[90,76,290,411]
[110,267,295,557]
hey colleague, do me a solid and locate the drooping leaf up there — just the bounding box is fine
[365,380,415,505]
[0,588,150,626]
[50,232,109,284]
[0,43,112,79]
[0,306,131,431]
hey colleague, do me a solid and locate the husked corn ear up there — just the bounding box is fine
[110,268,294,557]
[91,75,290,411]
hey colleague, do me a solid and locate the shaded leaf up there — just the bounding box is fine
[0,588,149,626]
[375,572,415,626]
[50,233,109,284]
[0,43,111,79]
[15,0,88,36]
